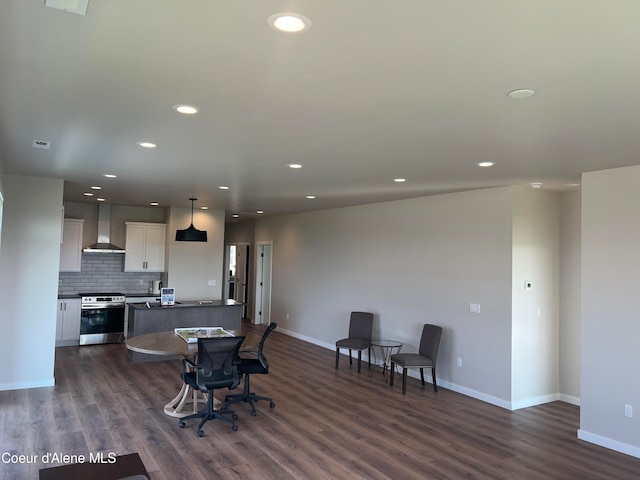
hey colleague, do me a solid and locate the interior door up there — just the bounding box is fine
[254,242,272,325]
[224,243,250,317]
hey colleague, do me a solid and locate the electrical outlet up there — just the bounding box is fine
[138,279,144,285]
[470,303,481,314]
[456,357,462,367]
[625,404,633,418]
[207,279,216,286]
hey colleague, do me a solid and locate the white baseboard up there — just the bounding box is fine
[0,378,54,391]
[578,429,640,459]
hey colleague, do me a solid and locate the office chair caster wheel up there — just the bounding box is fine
[270,401,276,408]
[198,430,204,437]
[178,421,185,428]
[232,425,239,431]
[232,413,238,420]
[251,410,257,416]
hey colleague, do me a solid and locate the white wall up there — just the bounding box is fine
[166,206,225,300]
[559,190,581,403]
[256,187,516,406]
[580,166,640,458]
[0,175,64,390]
[511,188,560,408]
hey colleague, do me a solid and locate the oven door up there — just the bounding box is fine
[80,306,125,345]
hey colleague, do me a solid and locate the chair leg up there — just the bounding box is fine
[390,361,395,387]
[368,347,371,368]
[349,349,353,365]
[335,348,339,368]
[180,387,238,436]
[402,367,407,394]
[432,368,438,392]
[420,368,425,386]
[357,350,362,373]
[224,374,275,416]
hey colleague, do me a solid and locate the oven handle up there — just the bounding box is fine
[81,303,125,309]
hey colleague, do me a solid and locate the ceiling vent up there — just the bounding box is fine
[45,0,89,16]
[32,139,51,150]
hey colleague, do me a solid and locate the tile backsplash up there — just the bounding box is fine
[58,253,166,295]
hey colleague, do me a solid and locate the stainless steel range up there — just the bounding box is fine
[79,293,126,345]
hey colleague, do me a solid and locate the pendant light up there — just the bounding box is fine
[175,198,207,242]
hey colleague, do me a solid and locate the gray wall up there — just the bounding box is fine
[559,190,581,402]
[511,188,560,408]
[580,165,640,457]
[256,186,517,406]
[0,175,63,389]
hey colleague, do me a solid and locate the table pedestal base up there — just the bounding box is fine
[164,383,222,417]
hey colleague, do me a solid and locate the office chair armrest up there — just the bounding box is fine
[181,357,197,378]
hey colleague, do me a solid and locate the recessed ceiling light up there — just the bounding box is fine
[219,186,230,190]
[90,186,101,190]
[232,214,239,218]
[103,174,117,178]
[508,89,536,99]
[256,210,264,214]
[306,195,316,199]
[268,13,311,33]
[530,182,543,189]
[565,183,580,187]
[150,202,159,206]
[477,162,495,167]
[288,163,303,169]
[83,192,93,196]
[173,105,199,115]
[200,206,209,210]
[137,141,157,148]
[96,198,106,202]
[394,178,406,183]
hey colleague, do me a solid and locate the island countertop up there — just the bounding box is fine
[126,298,244,362]
[128,299,243,309]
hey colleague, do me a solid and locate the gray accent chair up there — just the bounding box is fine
[335,311,374,373]
[390,324,442,394]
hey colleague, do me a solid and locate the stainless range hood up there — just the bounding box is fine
[82,204,126,253]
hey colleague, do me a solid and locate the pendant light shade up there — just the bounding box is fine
[175,198,207,242]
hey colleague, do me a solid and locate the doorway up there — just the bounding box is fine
[224,243,250,318]
[254,242,272,326]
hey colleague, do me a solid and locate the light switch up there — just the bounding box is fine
[470,303,481,313]
[208,280,216,286]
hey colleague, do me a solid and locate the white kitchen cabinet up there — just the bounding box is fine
[124,222,166,272]
[56,298,81,346]
[59,219,84,272]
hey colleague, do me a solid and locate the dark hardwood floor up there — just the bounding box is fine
[1,321,639,479]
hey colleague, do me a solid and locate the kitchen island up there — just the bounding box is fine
[126,299,244,362]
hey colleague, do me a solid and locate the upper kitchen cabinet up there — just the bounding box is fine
[59,218,84,271]
[124,222,166,272]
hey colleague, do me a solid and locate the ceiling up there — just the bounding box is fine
[2,1,640,221]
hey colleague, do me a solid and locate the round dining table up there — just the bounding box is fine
[125,330,258,418]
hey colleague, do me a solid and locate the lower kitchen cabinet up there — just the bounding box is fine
[56,298,81,346]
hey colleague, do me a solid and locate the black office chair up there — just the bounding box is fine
[335,311,374,373]
[224,323,277,416]
[390,324,442,394]
[178,336,245,436]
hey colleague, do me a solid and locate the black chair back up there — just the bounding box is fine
[254,323,277,371]
[196,336,245,391]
